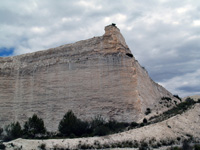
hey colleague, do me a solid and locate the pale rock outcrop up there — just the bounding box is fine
[0,25,177,131]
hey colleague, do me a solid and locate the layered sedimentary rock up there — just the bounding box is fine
[0,25,177,131]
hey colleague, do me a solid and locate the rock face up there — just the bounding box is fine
[0,25,177,131]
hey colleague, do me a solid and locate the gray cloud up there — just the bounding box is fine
[178,86,200,93]
[0,0,199,97]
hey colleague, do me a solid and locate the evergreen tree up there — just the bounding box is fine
[5,122,22,140]
[58,110,88,136]
[23,114,46,138]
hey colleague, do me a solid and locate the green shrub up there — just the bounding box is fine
[177,137,181,141]
[105,120,129,133]
[194,144,200,150]
[149,98,196,124]
[94,140,101,147]
[78,143,93,149]
[131,122,139,128]
[185,97,195,104]
[93,125,110,136]
[160,139,168,146]
[59,110,78,136]
[90,115,108,136]
[4,122,22,141]
[121,140,136,148]
[102,143,110,148]
[140,123,144,127]
[145,108,151,115]
[0,143,6,150]
[23,114,46,138]
[90,115,105,128]
[143,118,148,124]
[170,146,182,150]
[139,141,149,150]
[173,95,182,101]
[38,143,46,150]
[182,140,191,150]
[58,111,134,138]
[162,97,172,101]
[58,110,88,137]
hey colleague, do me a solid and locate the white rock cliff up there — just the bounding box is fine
[0,25,177,131]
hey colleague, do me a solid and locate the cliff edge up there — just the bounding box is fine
[0,25,178,131]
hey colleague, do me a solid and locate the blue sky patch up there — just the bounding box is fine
[0,47,14,57]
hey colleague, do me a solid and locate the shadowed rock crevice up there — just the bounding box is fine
[126,53,133,58]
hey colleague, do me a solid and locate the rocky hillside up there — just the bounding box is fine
[4,102,200,150]
[183,95,200,102]
[0,25,178,131]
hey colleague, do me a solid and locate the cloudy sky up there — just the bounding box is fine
[0,0,200,97]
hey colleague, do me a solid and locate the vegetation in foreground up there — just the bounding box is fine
[149,97,198,123]
[0,111,133,141]
[3,138,200,150]
[0,97,199,149]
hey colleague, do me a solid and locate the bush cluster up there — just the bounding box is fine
[58,111,129,137]
[149,97,197,123]
[2,97,198,144]
[0,143,6,150]
[173,95,182,101]
[4,122,22,141]
[164,97,195,116]
[1,114,46,141]
[161,97,172,101]
[23,114,46,138]
[1,111,133,141]
[77,140,139,149]
[169,141,200,150]
[145,108,151,115]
